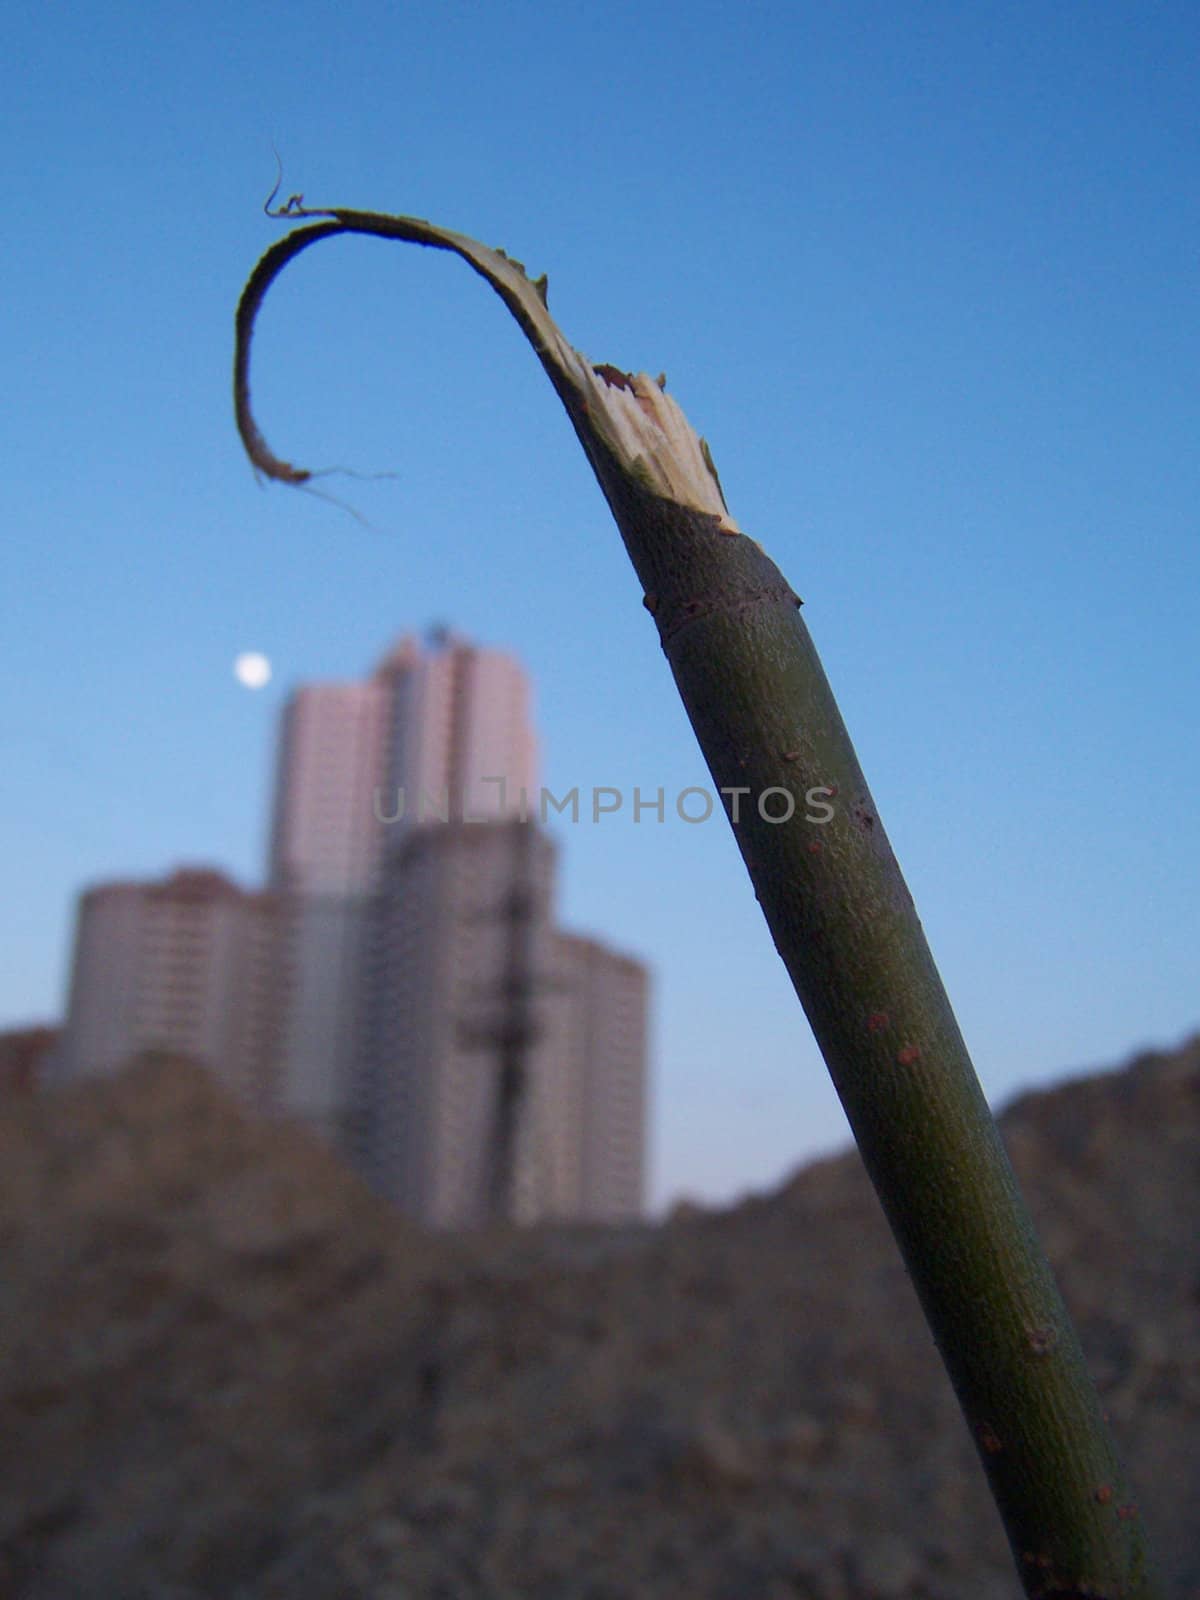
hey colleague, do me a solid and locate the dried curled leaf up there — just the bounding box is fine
[234,201,738,532]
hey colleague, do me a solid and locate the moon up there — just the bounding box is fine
[233,651,272,690]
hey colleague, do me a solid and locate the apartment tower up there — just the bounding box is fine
[266,631,540,1151]
[57,868,280,1106]
[266,677,391,1141]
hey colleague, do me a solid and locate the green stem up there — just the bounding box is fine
[233,202,1163,1599]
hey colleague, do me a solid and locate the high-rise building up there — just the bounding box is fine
[266,629,649,1225]
[354,820,560,1225]
[268,681,391,896]
[266,679,391,1140]
[354,822,649,1227]
[265,632,540,1145]
[57,868,281,1107]
[373,630,538,832]
[268,633,538,893]
[545,932,649,1220]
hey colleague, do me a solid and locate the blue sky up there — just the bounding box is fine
[3,1,1197,1209]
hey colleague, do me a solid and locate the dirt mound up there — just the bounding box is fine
[1,1040,1196,1597]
